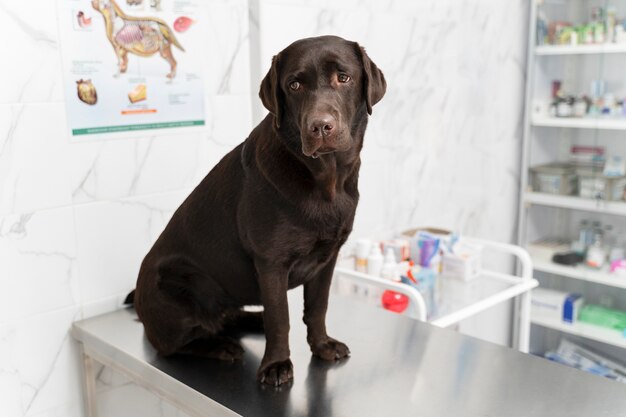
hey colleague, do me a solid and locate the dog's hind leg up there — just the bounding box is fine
[222,309,264,334]
[160,43,177,79]
[119,49,128,73]
[140,255,245,361]
[175,309,264,360]
[175,334,244,362]
[111,46,128,77]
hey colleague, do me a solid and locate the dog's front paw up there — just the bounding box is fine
[310,337,350,361]
[257,359,293,386]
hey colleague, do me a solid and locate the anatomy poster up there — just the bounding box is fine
[59,0,205,137]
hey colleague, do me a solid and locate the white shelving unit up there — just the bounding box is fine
[536,43,626,55]
[530,315,626,349]
[533,258,626,289]
[520,0,626,359]
[532,115,626,130]
[524,191,626,215]
[333,238,538,352]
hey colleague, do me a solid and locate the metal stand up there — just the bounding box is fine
[79,343,99,417]
[335,237,538,352]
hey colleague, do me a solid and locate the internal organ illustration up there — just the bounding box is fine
[77,11,92,28]
[173,16,193,33]
[128,84,147,103]
[76,79,98,105]
[91,0,184,79]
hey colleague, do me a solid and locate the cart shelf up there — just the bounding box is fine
[334,238,538,352]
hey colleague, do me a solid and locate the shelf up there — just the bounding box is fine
[531,314,626,349]
[532,115,626,130]
[338,238,536,350]
[431,272,538,328]
[334,265,538,328]
[533,258,626,290]
[524,2,626,356]
[535,43,626,55]
[524,191,626,215]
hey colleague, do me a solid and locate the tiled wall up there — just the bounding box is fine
[0,0,529,416]
[0,1,251,416]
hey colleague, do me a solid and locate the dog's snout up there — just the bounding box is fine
[309,115,336,138]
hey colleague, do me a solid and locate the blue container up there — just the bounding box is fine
[401,267,437,319]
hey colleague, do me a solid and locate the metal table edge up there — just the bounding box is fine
[72,320,243,417]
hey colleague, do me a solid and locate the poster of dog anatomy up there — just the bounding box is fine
[59,0,206,138]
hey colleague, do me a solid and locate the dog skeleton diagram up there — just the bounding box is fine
[91,0,184,78]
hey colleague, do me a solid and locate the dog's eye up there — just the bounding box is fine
[289,81,301,91]
[338,74,351,83]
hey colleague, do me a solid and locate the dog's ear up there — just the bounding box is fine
[356,45,386,115]
[259,54,283,129]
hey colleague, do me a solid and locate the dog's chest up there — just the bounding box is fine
[112,16,125,34]
[287,224,351,289]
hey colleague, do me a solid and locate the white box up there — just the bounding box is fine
[531,288,584,324]
[441,241,482,281]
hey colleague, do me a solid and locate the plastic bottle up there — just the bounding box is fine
[367,243,384,277]
[574,219,590,255]
[586,222,606,269]
[605,225,624,262]
[582,220,591,244]
[607,7,617,43]
[592,7,606,43]
[381,249,399,281]
[536,9,548,45]
[380,250,408,314]
[590,221,602,245]
[355,239,372,272]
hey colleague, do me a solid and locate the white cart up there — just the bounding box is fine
[333,238,539,352]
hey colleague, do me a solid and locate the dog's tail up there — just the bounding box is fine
[124,290,136,305]
[159,23,185,52]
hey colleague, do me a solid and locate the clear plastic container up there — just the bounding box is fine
[577,167,626,201]
[531,163,577,195]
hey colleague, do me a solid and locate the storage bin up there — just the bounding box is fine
[530,163,577,195]
[576,167,626,201]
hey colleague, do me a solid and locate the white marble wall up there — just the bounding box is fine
[252,0,528,244]
[0,0,529,416]
[0,0,251,416]
[251,0,529,346]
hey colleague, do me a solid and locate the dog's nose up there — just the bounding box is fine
[309,115,335,138]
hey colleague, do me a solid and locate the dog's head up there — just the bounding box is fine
[91,0,117,13]
[259,36,386,159]
[91,0,107,12]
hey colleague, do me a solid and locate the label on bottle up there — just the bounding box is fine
[355,258,367,273]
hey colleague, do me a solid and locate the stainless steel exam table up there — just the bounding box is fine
[72,289,626,417]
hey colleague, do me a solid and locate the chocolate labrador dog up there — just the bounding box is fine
[130,35,386,386]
